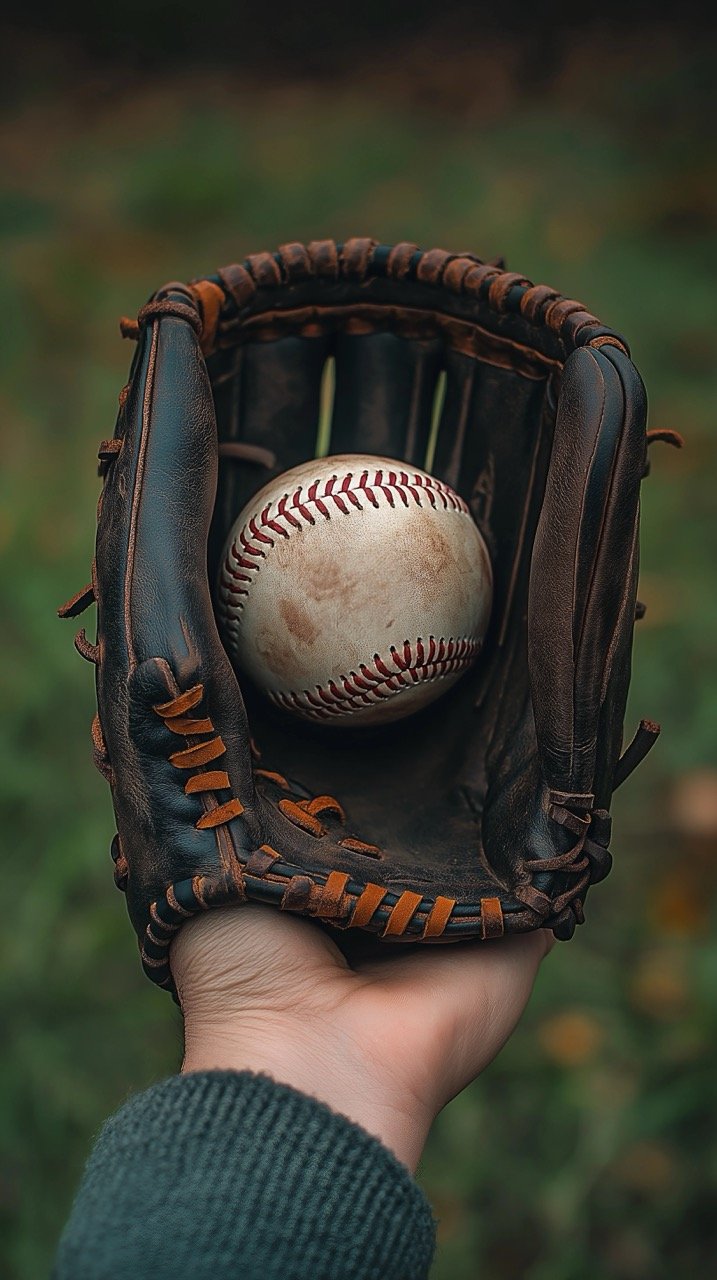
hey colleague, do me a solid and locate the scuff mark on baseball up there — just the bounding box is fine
[217,454,493,727]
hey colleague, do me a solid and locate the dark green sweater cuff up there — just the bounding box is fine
[53,1070,435,1280]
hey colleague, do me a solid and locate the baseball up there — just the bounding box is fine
[217,454,492,727]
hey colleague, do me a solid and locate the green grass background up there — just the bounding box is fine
[1,35,716,1278]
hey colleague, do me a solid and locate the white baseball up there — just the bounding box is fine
[217,454,492,727]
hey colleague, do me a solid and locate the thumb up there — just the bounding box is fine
[367,930,554,1109]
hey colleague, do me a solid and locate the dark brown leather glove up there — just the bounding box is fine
[60,238,669,996]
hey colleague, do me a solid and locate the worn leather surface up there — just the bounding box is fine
[62,239,657,993]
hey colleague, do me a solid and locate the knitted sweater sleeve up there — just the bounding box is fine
[52,1070,436,1280]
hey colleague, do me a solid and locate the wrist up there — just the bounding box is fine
[180,1010,431,1171]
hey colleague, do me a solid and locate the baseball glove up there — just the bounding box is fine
[60,238,676,995]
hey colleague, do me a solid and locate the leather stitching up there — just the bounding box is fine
[269,636,482,721]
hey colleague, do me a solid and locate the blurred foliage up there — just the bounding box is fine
[0,27,715,1280]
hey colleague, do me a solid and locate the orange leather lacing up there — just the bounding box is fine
[254,767,382,859]
[269,855,471,941]
[277,796,344,837]
[254,767,291,789]
[293,871,501,941]
[153,684,244,830]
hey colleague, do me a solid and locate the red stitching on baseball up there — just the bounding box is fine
[217,467,470,622]
[268,636,481,720]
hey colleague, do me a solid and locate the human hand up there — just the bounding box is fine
[171,906,553,1171]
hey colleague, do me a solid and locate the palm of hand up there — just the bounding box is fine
[172,905,551,1169]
